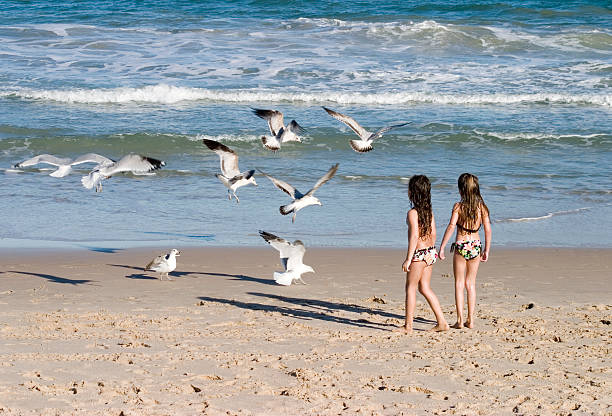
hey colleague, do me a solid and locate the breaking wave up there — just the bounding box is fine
[3,84,611,107]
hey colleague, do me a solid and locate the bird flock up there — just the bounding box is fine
[11,107,409,283]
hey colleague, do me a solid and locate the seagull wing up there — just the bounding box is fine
[13,154,71,168]
[368,122,412,141]
[107,154,165,175]
[285,240,306,271]
[70,153,114,167]
[306,163,339,196]
[202,139,241,178]
[323,107,370,140]
[229,169,255,184]
[145,254,165,271]
[257,169,302,199]
[259,230,293,270]
[279,120,305,142]
[252,108,284,136]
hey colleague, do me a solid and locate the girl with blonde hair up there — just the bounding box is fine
[439,173,491,329]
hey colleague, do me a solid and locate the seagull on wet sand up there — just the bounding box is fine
[81,154,165,192]
[202,139,257,203]
[13,153,114,178]
[323,106,411,153]
[252,108,305,151]
[258,163,339,223]
[259,230,314,285]
[145,249,180,280]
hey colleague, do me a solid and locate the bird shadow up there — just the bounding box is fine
[83,246,124,254]
[199,272,277,286]
[107,264,161,280]
[7,271,94,285]
[106,265,272,284]
[198,294,399,331]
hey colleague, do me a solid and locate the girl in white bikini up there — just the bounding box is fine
[439,173,491,329]
[396,175,449,334]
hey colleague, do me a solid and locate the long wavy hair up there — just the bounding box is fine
[457,173,489,229]
[408,175,433,238]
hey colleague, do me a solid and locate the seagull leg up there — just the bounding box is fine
[227,190,232,200]
[234,192,240,204]
[167,273,173,281]
[299,277,308,285]
[292,213,296,223]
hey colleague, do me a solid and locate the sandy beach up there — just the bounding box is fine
[0,247,610,415]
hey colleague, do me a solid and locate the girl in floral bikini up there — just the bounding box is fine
[439,173,491,329]
[396,175,449,334]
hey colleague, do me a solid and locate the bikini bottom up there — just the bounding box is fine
[451,240,482,260]
[412,246,438,266]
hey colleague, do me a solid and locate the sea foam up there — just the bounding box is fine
[4,85,611,107]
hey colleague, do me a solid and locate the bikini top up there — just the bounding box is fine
[457,223,481,233]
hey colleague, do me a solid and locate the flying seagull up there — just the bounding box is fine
[259,230,314,285]
[13,153,114,178]
[145,249,180,280]
[81,154,165,192]
[202,138,257,203]
[252,108,305,151]
[258,163,339,223]
[323,106,411,153]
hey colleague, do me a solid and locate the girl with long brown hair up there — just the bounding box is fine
[397,175,449,333]
[439,173,492,329]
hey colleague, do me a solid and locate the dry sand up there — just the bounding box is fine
[0,247,610,415]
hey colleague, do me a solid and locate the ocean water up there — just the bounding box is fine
[1,1,611,249]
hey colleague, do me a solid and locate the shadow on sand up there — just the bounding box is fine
[248,292,437,328]
[108,264,275,285]
[197,294,408,331]
[83,247,124,254]
[7,271,94,285]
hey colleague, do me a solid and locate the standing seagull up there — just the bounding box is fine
[81,154,165,192]
[259,230,314,285]
[258,163,339,223]
[323,107,411,153]
[13,153,114,177]
[252,108,305,151]
[202,139,257,203]
[145,249,180,280]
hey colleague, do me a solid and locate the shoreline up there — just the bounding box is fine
[1,246,610,414]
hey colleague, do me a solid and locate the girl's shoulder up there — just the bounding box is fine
[406,208,418,223]
[452,202,462,212]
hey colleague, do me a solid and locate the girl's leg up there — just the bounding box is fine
[395,261,425,333]
[418,265,449,331]
[452,253,467,328]
[464,258,481,328]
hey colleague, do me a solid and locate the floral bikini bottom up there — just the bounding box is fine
[451,240,482,260]
[412,246,438,266]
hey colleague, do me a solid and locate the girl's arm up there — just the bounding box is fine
[481,205,492,262]
[402,209,419,272]
[438,203,460,260]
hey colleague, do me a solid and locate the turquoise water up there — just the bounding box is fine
[1,1,611,248]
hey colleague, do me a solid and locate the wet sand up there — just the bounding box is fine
[0,247,610,415]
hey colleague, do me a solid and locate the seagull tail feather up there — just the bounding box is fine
[279,204,293,216]
[81,171,102,190]
[350,139,373,153]
[273,271,294,286]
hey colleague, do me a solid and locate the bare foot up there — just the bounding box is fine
[393,325,412,334]
[464,320,474,329]
[429,323,450,332]
[451,322,464,329]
